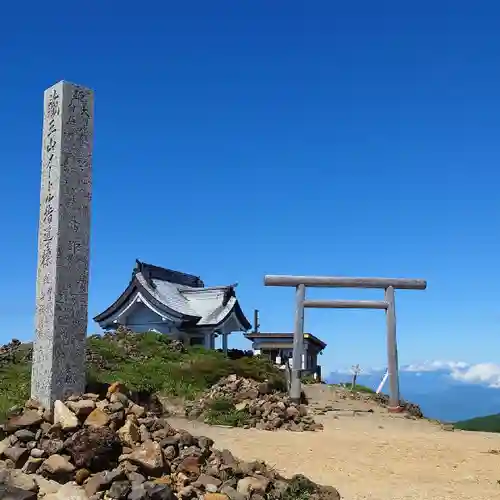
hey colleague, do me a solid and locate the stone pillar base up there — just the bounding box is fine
[388,406,405,413]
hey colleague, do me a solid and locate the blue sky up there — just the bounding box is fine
[1,2,500,371]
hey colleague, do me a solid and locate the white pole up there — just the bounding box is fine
[376,370,389,394]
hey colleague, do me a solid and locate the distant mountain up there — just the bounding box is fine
[327,364,500,423]
[454,413,500,433]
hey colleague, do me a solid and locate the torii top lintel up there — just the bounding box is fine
[264,275,427,290]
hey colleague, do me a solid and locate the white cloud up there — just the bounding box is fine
[402,360,500,389]
[448,363,500,388]
[402,360,469,372]
[329,365,385,375]
[331,360,500,389]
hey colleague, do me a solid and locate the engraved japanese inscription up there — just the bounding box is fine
[32,81,94,408]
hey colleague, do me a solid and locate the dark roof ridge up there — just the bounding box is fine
[244,331,327,349]
[179,283,238,292]
[134,259,205,288]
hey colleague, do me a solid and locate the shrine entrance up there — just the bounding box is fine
[263,274,427,410]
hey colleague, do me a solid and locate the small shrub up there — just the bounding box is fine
[204,397,250,427]
[207,397,235,413]
[215,348,254,360]
[281,475,318,500]
[341,382,375,394]
[0,363,30,421]
[301,374,318,385]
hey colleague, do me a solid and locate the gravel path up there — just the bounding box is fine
[167,413,500,500]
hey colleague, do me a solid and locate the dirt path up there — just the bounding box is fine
[168,403,500,499]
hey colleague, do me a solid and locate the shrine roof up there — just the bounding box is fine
[93,260,251,330]
[244,331,327,349]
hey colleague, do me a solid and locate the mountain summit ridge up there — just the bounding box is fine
[327,362,500,422]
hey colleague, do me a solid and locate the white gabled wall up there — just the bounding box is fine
[102,296,243,350]
[119,302,180,336]
[215,309,246,334]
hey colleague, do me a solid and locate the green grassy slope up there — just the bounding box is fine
[0,331,285,421]
[337,382,376,394]
[454,413,500,433]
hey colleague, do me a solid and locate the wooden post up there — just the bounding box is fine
[385,286,401,410]
[291,284,305,402]
[203,331,212,350]
[351,364,361,391]
[222,332,228,355]
[303,299,388,309]
[253,309,260,333]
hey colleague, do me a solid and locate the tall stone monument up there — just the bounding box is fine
[32,81,94,409]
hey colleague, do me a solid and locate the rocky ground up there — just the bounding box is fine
[0,382,340,500]
[168,400,500,500]
[185,375,322,432]
[304,384,424,419]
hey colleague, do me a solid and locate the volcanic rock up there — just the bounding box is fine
[0,379,340,500]
[64,427,121,471]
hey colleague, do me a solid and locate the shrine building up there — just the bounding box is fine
[244,331,327,379]
[93,260,251,351]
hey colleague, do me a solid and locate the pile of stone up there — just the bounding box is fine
[0,383,339,500]
[334,387,424,418]
[185,375,322,432]
[372,393,423,418]
[0,339,32,367]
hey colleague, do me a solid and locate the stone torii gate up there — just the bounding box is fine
[263,275,427,410]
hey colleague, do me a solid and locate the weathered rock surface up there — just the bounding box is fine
[64,427,121,471]
[66,400,96,419]
[84,409,110,428]
[53,401,80,431]
[0,383,339,499]
[4,411,42,433]
[43,482,89,500]
[0,484,38,500]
